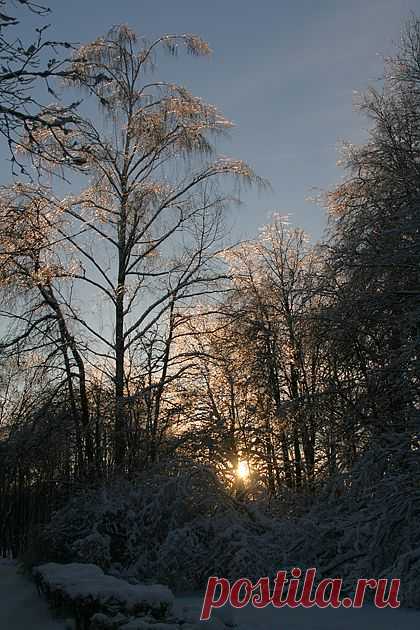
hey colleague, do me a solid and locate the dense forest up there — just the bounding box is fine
[0,0,420,618]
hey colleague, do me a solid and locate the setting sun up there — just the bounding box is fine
[237,460,250,480]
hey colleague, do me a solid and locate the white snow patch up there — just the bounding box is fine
[34,562,174,612]
[0,559,66,630]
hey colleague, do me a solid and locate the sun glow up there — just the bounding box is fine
[237,460,250,480]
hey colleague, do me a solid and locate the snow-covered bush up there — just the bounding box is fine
[34,562,174,627]
[72,531,112,569]
[34,441,420,606]
[269,433,420,607]
[35,460,275,590]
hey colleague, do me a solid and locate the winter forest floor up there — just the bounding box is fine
[0,560,66,630]
[176,595,420,630]
[2,561,420,630]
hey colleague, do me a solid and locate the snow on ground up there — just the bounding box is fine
[2,559,420,630]
[0,559,66,630]
[176,593,420,630]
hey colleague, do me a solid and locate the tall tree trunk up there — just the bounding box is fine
[114,290,126,469]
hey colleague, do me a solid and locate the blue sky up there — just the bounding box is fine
[11,0,420,242]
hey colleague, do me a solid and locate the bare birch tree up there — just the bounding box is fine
[1,25,261,470]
